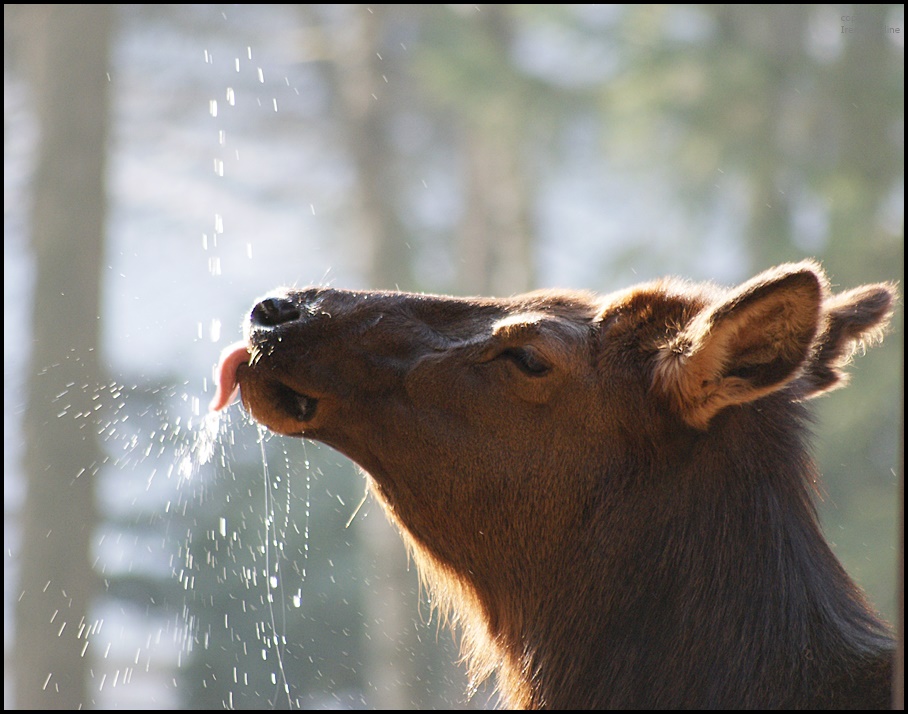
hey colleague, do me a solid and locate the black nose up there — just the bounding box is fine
[250,297,301,327]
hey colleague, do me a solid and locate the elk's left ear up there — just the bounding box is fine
[790,282,896,398]
[654,263,825,429]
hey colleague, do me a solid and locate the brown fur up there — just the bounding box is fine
[228,261,896,708]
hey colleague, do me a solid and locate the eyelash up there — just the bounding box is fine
[499,347,551,376]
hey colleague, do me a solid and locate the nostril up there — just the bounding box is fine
[251,297,301,327]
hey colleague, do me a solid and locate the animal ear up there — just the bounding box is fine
[790,282,896,398]
[655,263,826,429]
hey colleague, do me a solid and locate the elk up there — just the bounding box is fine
[211,261,896,709]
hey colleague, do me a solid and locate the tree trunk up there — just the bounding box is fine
[459,116,534,295]
[16,5,111,709]
[456,5,534,296]
[309,4,419,708]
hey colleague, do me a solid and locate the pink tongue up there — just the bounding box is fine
[210,341,251,412]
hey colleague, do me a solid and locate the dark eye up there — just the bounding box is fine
[500,347,551,376]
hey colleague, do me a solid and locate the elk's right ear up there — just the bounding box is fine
[654,263,825,429]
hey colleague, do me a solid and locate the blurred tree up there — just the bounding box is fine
[319,5,414,290]
[419,5,536,294]
[413,5,583,295]
[600,4,903,272]
[299,5,425,708]
[14,4,112,708]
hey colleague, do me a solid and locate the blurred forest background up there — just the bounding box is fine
[3,4,903,709]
